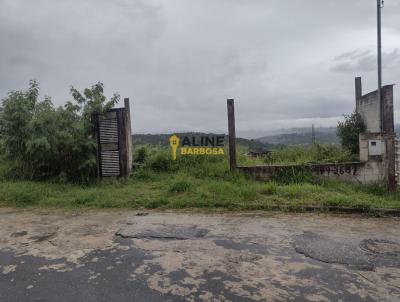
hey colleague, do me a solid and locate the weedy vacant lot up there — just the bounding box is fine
[1,145,399,212]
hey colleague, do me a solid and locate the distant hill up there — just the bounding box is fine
[133,133,274,152]
[257,124,400,146]
[257,127,339,146]
[133,125,400,150]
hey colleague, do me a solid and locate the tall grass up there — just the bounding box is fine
[264,144,355,165]
[0,144,399,211]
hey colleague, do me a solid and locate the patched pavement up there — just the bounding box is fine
[0,209,400,301]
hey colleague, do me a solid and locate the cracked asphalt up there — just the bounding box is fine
[1,208,400,301]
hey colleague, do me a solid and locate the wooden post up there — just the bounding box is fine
[227,99,237,171]
[124,98,133,174]
[117,109,128,178]
[124,98,131,122]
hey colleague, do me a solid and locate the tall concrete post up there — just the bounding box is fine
[382,85,396,190]
[227,99,237,172]
[355,77,362,112]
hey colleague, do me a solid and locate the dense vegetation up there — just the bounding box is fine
[264,143,355,165]
[0,82,398,212]
[0,144,399,211]
[337,111,366,155]
[0,81,118,182]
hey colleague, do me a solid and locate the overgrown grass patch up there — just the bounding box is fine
[169,180,192,193]
[1,176,399,211]
[1,145,400,212]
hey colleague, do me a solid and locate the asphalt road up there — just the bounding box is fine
[0,209,399,301]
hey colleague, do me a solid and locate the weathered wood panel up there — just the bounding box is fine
[95,101,132,178]
[97,113,120,177]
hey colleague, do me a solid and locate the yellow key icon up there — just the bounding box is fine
[169,135,180,160]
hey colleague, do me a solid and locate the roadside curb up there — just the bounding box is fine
[271,204,400,216]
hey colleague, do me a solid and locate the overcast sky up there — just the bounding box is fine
[0,0,399,138]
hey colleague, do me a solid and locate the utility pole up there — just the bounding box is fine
[377,0,384,131]
[311,124,316,145]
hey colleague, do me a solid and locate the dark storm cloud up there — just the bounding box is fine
[0,0,399,135]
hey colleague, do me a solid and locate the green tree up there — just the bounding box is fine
[0,81,119,182]
[337,111,366,155]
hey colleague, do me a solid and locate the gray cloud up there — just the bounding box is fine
[0,0,399,136]
[332,48,400,73]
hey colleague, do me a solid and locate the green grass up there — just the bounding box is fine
[0,145,399,212]
[263,144,356,165]
[1,172,400,211]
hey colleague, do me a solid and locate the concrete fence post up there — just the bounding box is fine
[227,99,237,172]
[355,77,362,112]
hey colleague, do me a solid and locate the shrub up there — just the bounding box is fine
[134,146,148,164]
[169,180,192,193]
[133,168,155,181]
[148,153,176,173]
[337,111,366,155]
[0,81,119,182]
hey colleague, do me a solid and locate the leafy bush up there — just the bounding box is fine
[0,81,119,182]
[337,111,366,155]
[147,152,177,173]
[134,146,148,164]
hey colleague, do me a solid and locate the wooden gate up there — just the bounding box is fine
[95,98,132,178]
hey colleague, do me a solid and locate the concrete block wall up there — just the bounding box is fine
[359,133,386,162]
[357,90,381,133]
[357,161,385,183]
[356,85,394,134]
[237,163,366,183]
[356,81,396,187]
